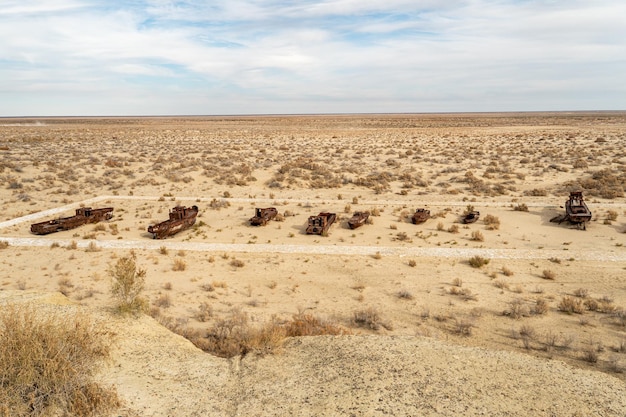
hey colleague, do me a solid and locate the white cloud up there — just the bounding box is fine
[0,0,625,115]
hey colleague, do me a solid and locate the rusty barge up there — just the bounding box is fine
[148,205,199,239]
[30,207,113,235]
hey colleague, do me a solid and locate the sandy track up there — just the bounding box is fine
[2,236,624,262]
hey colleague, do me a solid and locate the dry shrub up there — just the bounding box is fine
[194,310,285,358]
[0,240,9,249]
[501,266,514,276]
[109,255,148,314]
[408,259,417,267]
[396,289,414,300]
[483,214,500,230]
[573,288,589,298]
[542,269,556,280]
[504,299,530,319]
[468,255,489,268]
[229,259,245,268]
[352,307,392,331]
[493,280,509,290]
[0,305,119,416]
[448,224,460,234]
[454,319,474,336]
[155,294,171,309]
[195,302,213,322]
[172,258,186,271]
[532,298,549,315]
[558,296,584,314]
[513,203,529,212]
[470,230,484,241]
[284,312,351,337]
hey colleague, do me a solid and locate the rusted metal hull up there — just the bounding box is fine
[462,211,480,224]
[148,205,198,239]
[30,207,113,235]
[411,209,430,224]
[551,191,592,230]
[348,211,370,229]
[306,212,336,235]
[250,207,278,226]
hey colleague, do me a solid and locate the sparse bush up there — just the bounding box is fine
[532,298,549,315]
[0,305,119,416]
[542,269,556,280]
[0,241,8,249]
[195,302,213,322]
[468,255,489,268]
[501,266,514,276]
[573,288,589,298]
[285,312,351,337]
[493,280,509,290]
[448,224,459,234]
[230,259,245,268]
[454,319,474,336]
[352,307,392,331]
[483,214,500,230]
[159,246,168,255]
[155,293,171,308]
[470,230,484,241]
[513,203,529,212]
[408,259,417,267]
[558,296,584,314]
[109,255,148,314]
[85,241,100,252]
[172,258,187,271]
[397,289,414,300]
[505,299,530,319]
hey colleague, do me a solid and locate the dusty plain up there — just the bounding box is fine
[1,113,626,415]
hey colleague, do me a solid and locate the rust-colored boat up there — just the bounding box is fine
[348,211,370,229]
[550,191,592,230]
[250,207,278,226]
[30,207,113,235]
[411,208,430,224]
[148,205,198,239]
[306,212,336,235]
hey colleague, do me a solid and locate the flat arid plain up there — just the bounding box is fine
[1,113,626,416]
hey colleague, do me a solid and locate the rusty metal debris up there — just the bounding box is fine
[30,207,113,235]
[306,212,336,235]
[250,207,278,226]
[348,211,370,229]
[462,211,480,224]
[411,208,430,224]
[148,205,199,239]
[550,191,592,230]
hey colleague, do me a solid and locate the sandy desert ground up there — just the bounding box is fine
[1,113,625,415]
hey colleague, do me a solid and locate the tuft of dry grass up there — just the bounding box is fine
[558,296,584,314]
[109,254,148,315]
[483,214,500,230]
[172,258,187,271]
[468,256,490,268]
[470,230,484,241]
[0,304,119,416]
[352,307,392,331]
[229,259,245,268]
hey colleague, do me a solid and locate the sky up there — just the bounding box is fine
[1,0,625,116]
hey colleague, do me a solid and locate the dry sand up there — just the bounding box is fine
[1,113,625,415]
